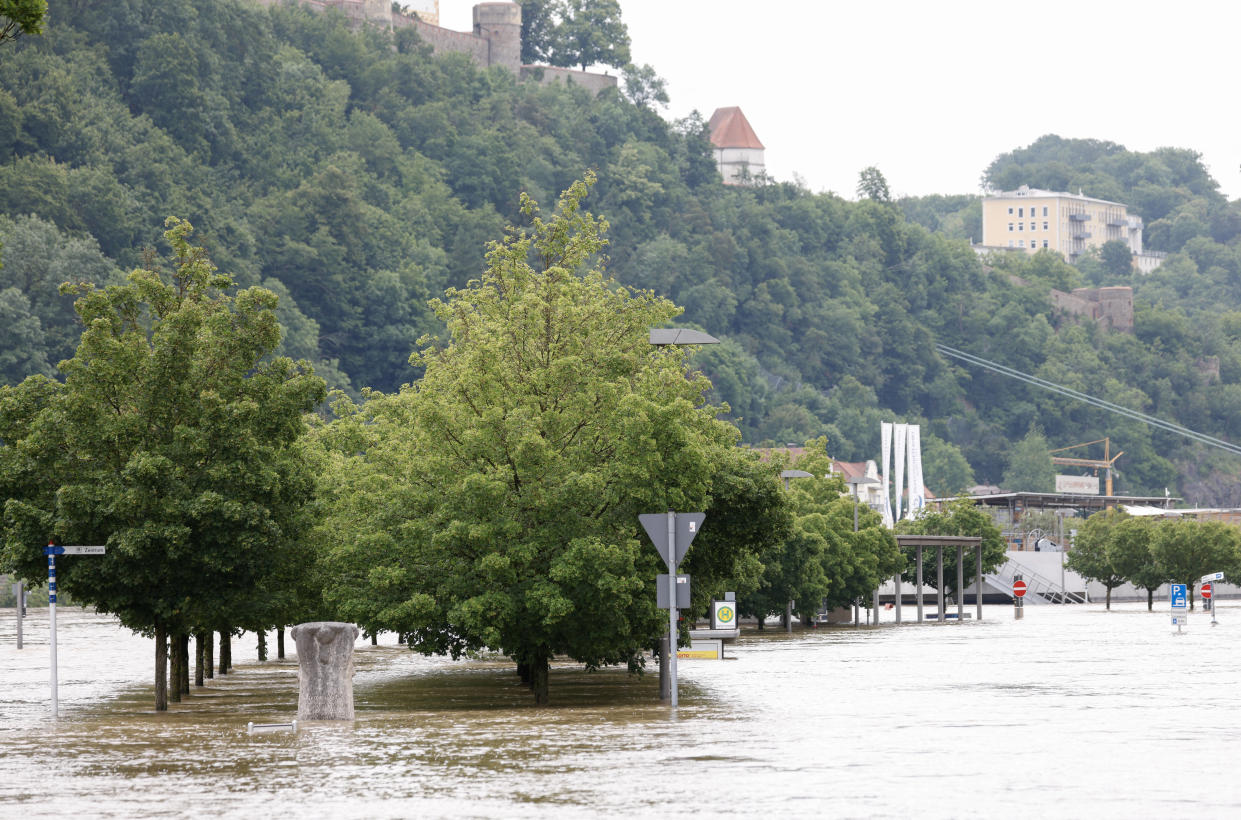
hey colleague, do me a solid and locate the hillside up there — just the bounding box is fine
[3,1,1241,501]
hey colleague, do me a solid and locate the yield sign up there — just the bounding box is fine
[639,512,706,570]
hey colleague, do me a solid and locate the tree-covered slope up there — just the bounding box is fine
[3,2,1241,501]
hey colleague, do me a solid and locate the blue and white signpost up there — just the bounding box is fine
[1202,571,1225,627]
[44,542,106,717]
[1170,583,1188,633]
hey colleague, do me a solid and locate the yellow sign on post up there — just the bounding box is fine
[711,600,736,630]
[678,639,722,660]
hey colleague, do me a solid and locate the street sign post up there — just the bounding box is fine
[13,581,23,649]
[44,543,107,717]
[1200,572,1224,626]
[1170,583,1188,633]
[639,512,705,708]
[1013,575,1025,620]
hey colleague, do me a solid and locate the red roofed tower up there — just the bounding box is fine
[708,106,765,185]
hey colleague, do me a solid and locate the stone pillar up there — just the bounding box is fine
[291,622,360,721]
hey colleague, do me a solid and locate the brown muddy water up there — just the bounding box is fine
[2,603,1240,818]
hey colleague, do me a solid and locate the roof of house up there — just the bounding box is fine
[708,107,764,150]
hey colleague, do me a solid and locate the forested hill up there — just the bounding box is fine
[3,1,1241,503]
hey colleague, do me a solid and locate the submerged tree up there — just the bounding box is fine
[0,218,325,710]
[1065,508,1128,609]
[896,499,1006,596]
[317,176,759,704]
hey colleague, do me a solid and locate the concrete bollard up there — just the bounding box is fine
[290,622,360,720]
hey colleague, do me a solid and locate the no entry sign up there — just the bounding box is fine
[1201,583,1213,600]
[1012,580,1028,598]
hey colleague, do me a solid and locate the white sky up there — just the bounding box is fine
[440,1,1241,201]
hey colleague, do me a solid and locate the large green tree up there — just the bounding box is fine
[0,219,325,710]
[316,178,771,703]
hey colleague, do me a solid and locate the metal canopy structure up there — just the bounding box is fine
[892,535,985,624]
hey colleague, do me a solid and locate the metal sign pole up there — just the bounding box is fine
[14,582,22,650]
[666,511,678,709]
[48,548,58,718]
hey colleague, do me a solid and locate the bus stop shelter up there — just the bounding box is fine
[890,535,985,623]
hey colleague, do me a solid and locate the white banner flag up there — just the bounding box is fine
[907,425,925,516]
[880,422,894,528]
[893,423,907,522]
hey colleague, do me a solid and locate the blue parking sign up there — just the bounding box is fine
[1170,583,1187,610]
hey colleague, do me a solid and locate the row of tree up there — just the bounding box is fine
[1066,509,1241,609]
[3,184,971,707]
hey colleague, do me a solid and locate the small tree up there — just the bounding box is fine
[1106,517,1163,611]
[1065,509,1128,609]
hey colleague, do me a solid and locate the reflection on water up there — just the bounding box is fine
[2,604,1240,817]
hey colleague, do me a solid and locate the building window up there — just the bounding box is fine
[1019,207,1024,217]
[1043,221,1049,230]
[1008,207,1014,215]
[1043,239,1049,248]
[1008,223,1014,232]
[1018,223,1023,231]
[1008,240,1014,247]
[1019,240,1025,247]
[1043,206,1048,216]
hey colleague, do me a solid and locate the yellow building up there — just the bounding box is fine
[981,185,1144,262]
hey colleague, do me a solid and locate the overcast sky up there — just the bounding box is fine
[440,1,1241,201]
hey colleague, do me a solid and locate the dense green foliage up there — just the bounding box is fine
[1067,509,1241,610]
[4,3,1241,502]
[0,220,325,708]
[894,500,1007,595]
[309,180,789,702]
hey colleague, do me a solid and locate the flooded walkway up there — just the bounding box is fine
[2,604,1239,817]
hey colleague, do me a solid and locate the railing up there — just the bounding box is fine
[988,558,1086,604]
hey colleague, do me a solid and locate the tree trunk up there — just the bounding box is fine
[1147,588,1154,611]
[169,632,182,703]
[195,633,205,687]
[205,632,214,679]
[756,615,765,631]
[531,656,550,706]
[154,623,168,712]
[516,662,531,687]
[179,634,190,695]
[371,632,378,646]
[277,628,285,660]
[784,600,792,633]
[1105,586,1112,610]
[219,629,231,675]
[257,630,267,662]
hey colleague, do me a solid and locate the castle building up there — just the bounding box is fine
[708,107,765,185]
[981,185,1164,272]
[253,1,616,93]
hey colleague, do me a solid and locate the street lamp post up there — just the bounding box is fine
[845,475,880,624]
[646,327,719,708]
[779,470,813,632]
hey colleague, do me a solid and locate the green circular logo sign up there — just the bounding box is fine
[717,605,734,623]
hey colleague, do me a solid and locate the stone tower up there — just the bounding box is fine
[473,2,522,73]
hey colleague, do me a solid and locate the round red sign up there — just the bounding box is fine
[1202,583,1213,600]
[1013,580,1028,598]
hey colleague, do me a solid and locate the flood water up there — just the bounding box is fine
[2,603,1239,818]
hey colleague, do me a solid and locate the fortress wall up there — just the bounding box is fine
[520,65,618,95]
[404,17,492,66]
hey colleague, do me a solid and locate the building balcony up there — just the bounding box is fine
[1069,213,1091,222]
[1073,231,1092,240]
[1106,217,1126,227]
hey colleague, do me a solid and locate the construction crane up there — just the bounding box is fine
[1048,438,1123,496]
